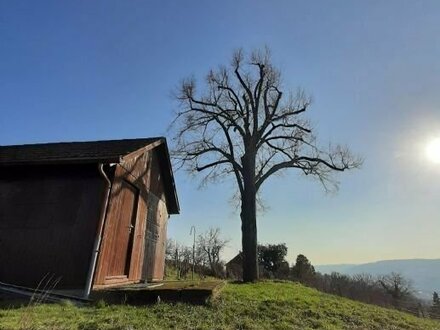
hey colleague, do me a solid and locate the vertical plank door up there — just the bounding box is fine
[107,180,138,278]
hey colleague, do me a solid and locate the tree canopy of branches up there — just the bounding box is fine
[312,271,424,316]
[258,243,288,273]
[291,254,316,283]
[431,292,440,319]
[198,227,229,276]
[165,239,194,279]
[166,228,229,279]
[378,272,413,307]
[171,48,362,282]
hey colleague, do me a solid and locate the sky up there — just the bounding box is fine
[1,0,440,265]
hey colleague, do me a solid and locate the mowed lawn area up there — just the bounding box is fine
[1,281,439,330]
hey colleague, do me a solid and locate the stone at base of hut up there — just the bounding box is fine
[90,280,225,305]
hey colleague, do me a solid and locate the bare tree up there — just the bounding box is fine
[378,272,413,305]
[165,239,193,279]
[165,238,176,261]
[176,245,192,279]
[171,48,362,282]
[197,228,228,276]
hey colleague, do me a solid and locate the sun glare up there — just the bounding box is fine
[426,137,440,163]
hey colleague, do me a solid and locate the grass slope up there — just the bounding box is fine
[1,281,439,330]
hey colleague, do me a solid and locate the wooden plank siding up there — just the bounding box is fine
[142,194,168,282]
[93,147,169,287]
[144,149,169,282]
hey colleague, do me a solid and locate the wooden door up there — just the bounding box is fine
[106,180,138,279]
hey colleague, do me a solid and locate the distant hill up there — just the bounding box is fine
[315,259,440,300]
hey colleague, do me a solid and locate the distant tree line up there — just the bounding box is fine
[227,243,440,319]
[431,291,440,319]
[312,271,424,315]
[165,227,228,279]
[166,232,440,320]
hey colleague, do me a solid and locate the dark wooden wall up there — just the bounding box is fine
[0,165,104,289]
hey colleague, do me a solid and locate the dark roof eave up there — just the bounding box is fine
[158,141,180,215]
[0,157,122,167]
[0,137,162,165]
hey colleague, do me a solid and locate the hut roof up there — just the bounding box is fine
[0,138,164,165]
[226,252,243,266]
[0,137,179,214]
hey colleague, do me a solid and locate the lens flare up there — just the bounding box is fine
[426,137,440,163]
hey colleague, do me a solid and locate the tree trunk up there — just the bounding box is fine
[240,152,259,282]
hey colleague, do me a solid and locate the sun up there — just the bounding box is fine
[426,137,440,163]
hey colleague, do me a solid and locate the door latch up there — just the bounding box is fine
[128,224,134,234]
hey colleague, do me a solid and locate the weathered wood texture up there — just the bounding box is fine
[0,165,104,288]
[94,147,169,287]
[142,195,168,282]
[143,149,169,282]
[107,180,138,277]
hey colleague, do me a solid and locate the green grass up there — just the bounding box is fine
[1,281,439,330]
[163,264,217,282]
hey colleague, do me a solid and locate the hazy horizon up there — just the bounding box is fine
[316,258,440,267]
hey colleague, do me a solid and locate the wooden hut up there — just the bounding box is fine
[0,138,179,296]
[225,253,243,280]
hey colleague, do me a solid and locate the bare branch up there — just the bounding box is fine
[170,47,362,203]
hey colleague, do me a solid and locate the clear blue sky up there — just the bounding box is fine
[1,1,439,265]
